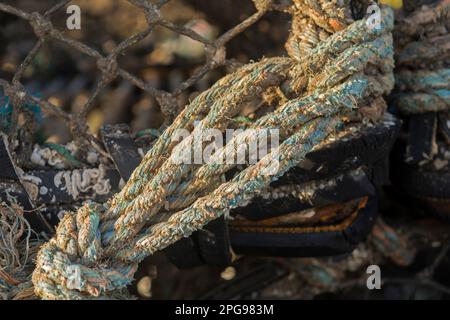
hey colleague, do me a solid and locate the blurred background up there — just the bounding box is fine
[0,0,289,144]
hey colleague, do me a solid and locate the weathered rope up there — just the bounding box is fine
[393,0,450,115]
[31,2,395,299]
[285,0,352,58]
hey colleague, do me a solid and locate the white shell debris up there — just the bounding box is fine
[17,164,111,201]
[31,144,64,169]
[30,148,46,166]
[54,164,111,200]
[21,173,42,185]
[86,151,99,165]
[39,186,48,195]
[30,142,100,168]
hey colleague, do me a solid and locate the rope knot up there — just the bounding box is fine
[29,12,53,40]
[32,202,138,299]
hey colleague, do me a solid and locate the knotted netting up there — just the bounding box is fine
[1,0,395,299]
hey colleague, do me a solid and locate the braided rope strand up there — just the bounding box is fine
[30,3,395,299]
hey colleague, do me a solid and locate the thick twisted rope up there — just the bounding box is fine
[31,2,395,299]
[285,0,352,58]
[393,0,450,115]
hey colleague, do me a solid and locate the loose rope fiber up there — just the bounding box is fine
[29,1,395,299]
[0,201,41,300]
